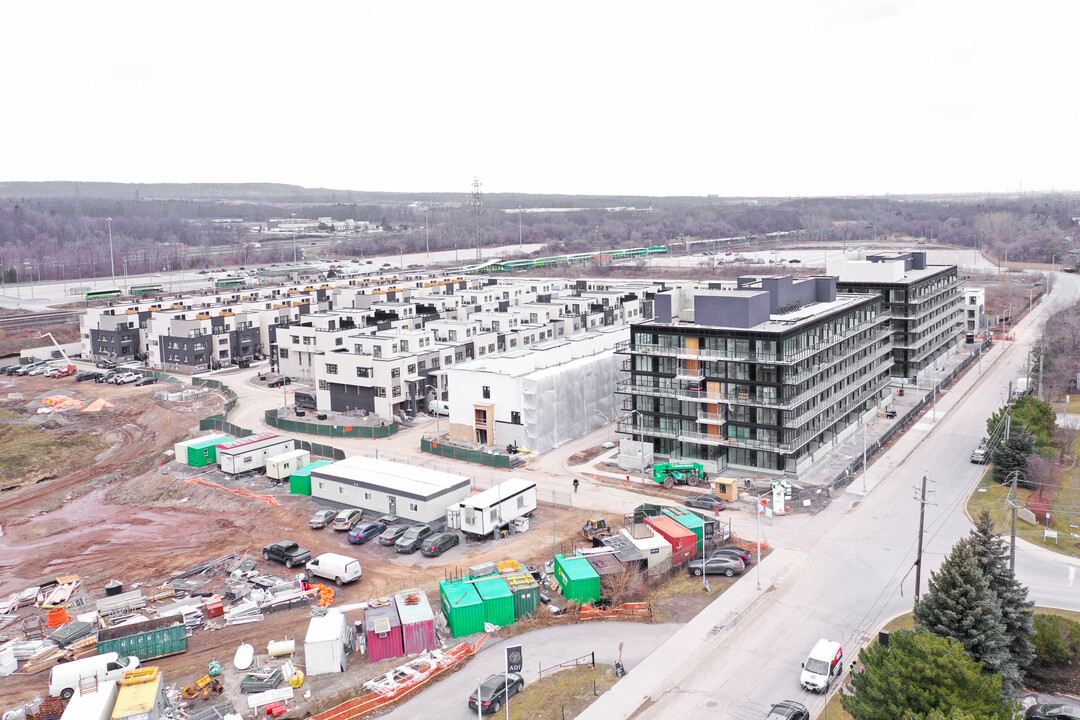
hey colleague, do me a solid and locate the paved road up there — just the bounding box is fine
[378,622,679,720]
[580,270,1080,720]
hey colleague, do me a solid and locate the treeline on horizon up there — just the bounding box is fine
[0,182,1076,283]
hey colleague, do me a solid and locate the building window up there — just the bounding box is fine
[444,355,452,366]
[338,486,344,494]
[490,508,498,522]
[391,368,400,378]
[418,360,426,371]
[326,364,338,375]
[407,364,416,375]
[483,386,491,399]
[409,503,419,512]
[364,492,371,500]
[511,411,521,424]
[357,367,371,378]
[291,335,299,344]
[317,482,324,490]
[375,387,386,397]
[517,496,525,509]
[279,348,289,359]
[392,386,401,397]
[319,380,329,390]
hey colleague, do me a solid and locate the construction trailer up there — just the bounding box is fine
[288,458,334,495]
[304,610,348,676]
[173,433,231,467]
[216,434,295,475]
[310,456,470,523]
[59,680,119,720]
[553,554,602,605]
[110,667,168,720]
[447,478,537,539]
[265,449,311,481]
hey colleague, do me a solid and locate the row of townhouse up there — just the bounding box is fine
[615,253,965,475]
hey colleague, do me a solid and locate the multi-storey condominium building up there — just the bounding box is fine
[963,287,985,342]
[615,275,892,474]
[827,251,964,379]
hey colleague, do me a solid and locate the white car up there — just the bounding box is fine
[27,365,53,376]
[112,372,139,385]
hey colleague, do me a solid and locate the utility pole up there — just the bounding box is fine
[1038,347,1045,402]
[913,474,929,603]
[861,420,868,493]
[1009,470,1019,572]
[469,177,482,262]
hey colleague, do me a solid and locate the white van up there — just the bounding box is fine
[800,638,843,692]
[306,553,362,586]
[49,652,139,699]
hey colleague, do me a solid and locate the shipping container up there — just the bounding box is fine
[289,458,334,496]
[583,551,624,577]
[661,507,707,549]
[304,610,348,675]
[644,516,697,564]
[216,433,295,475]
[266,449,311,481]
[173,433,229,467]
[504,574,541,619]
[111,667,167,720]
[601,533,648,574]
[620,528,673,577]
[60,680,118,720]
[553,554,602,605]
[97,617,187,661]
[439,580,485,638]
[186,435,234,467]
[365,602,404,663]
[394,590,437,655]
[473,576,514,627]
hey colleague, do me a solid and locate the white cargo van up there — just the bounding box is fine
[800,638,843,692]
[306,553,362,586]
[49,652,139,699]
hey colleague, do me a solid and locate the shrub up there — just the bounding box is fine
[1032,613,1080,666]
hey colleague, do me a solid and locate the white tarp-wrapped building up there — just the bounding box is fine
[444,326,626,453]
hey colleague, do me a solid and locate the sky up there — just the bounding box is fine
[3,1,1078,198]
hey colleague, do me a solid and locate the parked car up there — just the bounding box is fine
[420,532,460,557]
[261,541,312,568]
[766,701,809,720]
[395,525,438,554]
[1,365,20,375]
[1026,704,1080,720]
[96,359,117,369]
[468,673,524,715]
[134,376,157,386]
[267,376,291,388]
[75,371,102,382]
[308,509,337,529]
[688,556,744,577]
[0,365,14,375]
[97,370,119,383]
[348,521,386,545]
[715,546,754,565]
[305,553,362,586]
[112,372,139,385]
[332,509,364,531]
[377,524,410,546]
[26,364,53,376]
[684,495,726,512]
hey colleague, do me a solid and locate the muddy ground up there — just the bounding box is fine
[0,373,618,715]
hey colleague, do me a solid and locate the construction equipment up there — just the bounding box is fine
[651,462,707,489]
[181,672,224,699]
[582,517,613,541]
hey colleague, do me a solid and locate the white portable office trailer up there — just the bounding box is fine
[266,449,311,480]
[217,433,295,475]
[310,457,470,523]
[447,478,537,538]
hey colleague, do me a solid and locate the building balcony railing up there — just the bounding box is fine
[676,429,792,453]
[615,417,681,440]
[675,366,704,381]
[784,368,893,430]
[783,326,892,385]
[893,319,965,352]
[696,409,726,425]
[907,277,965,306]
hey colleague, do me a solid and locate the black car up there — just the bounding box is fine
[715,546,754,565]
[767,701,809,720]
[134,376,157,386]
[1026,704,1080,720]
[468,673,524,715]
[267,376,291,388]
[262,540,312,568]
[96,370,119,383]
[377,524,410,546]
[688,556,744,577]
[96,359,117,369]
[75,371,102,382]
[348,521,386,545]
[420,532,460,557]
[684,495,726,512]
[395,525,438,554]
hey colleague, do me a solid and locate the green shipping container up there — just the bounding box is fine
[473,576,515,627]
[505,574,541,618]
[187,435,234,467]
[662,507,705,547]
[440,580,485,638]
[289,458,334,496]
[553,554,601,605]
[96,616,187,661]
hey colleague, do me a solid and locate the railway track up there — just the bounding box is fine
[0,310,80,331]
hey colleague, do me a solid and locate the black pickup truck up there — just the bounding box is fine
[262,540,311,568]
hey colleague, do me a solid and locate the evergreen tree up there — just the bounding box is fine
[840,630,1011,720]
[969,511,1035,692]
[992,427,1035,485]
[913,539,1015,694]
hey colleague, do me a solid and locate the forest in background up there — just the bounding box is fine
[0,182,1077,282]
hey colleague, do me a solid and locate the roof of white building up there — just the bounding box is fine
[311,456,470,501]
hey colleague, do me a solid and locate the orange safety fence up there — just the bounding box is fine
[579,602,651,621]
[186,478,282,507]
[311,635,488,720]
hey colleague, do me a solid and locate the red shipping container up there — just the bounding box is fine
[394,590,437,655]
[365,603,404,663]
[644,515,698,564]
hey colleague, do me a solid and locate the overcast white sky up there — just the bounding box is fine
[3,1,1077,198]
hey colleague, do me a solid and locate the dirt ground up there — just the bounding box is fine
[0,374,618,714]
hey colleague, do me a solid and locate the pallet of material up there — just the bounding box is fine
[96,590,146,615]
[40,581,80,607]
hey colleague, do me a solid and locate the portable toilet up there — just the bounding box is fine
[473,576,514,627]
[714,479,740,503]
[439,580,485,638]
[186,435,234,467]
[553,554,601,604]
[289,458,333,496]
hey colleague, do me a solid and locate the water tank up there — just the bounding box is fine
[104,580,124,596]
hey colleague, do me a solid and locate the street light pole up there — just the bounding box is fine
[1052,253,1061,274]
[517,207,522,249]
[862,421,867,493]
[107,217,115,280]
